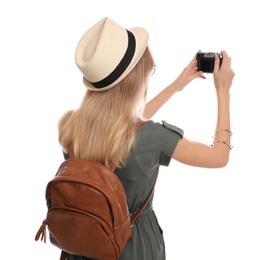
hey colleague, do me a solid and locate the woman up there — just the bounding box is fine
[58,17,234,260]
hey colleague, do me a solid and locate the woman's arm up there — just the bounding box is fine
[143,52,205,119]
[172,51,235,168]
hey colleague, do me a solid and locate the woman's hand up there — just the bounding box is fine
[172,51,206,92]
[213,51,235,94]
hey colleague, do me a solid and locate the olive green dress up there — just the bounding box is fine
[67,120,183,260]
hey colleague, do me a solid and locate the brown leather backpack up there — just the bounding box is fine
[35,121,157,260]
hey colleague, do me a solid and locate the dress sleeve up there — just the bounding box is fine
[135,120,183,167]
[63,151,69,160]
[159,120,184,166]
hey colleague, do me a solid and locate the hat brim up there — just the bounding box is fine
[83,27,149,91]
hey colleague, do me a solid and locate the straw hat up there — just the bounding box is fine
[75,17,149,91]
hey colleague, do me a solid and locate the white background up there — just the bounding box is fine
[1,0,255,259]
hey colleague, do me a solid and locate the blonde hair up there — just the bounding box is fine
[58,47,154,167]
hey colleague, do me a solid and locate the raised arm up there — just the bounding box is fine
[172,51,235,168]
[143,52,205,119]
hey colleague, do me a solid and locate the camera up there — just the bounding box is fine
[197,52,222,73]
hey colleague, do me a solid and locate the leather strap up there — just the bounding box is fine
[60,251,67,260]
[108,120,155,226]
[130,171,158,226]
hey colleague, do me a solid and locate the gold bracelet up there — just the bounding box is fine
[214,129,233,136]
[211,140,233,150]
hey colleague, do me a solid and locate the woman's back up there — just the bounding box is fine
[67,120,183,260]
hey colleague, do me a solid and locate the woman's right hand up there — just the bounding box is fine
[213,51,235,93]
[172,51,206,92]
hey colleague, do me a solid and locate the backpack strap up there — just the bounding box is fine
[60,251,67,260]
[130,171,158,226]
[108,119,156,226]
[68,145,75,159]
